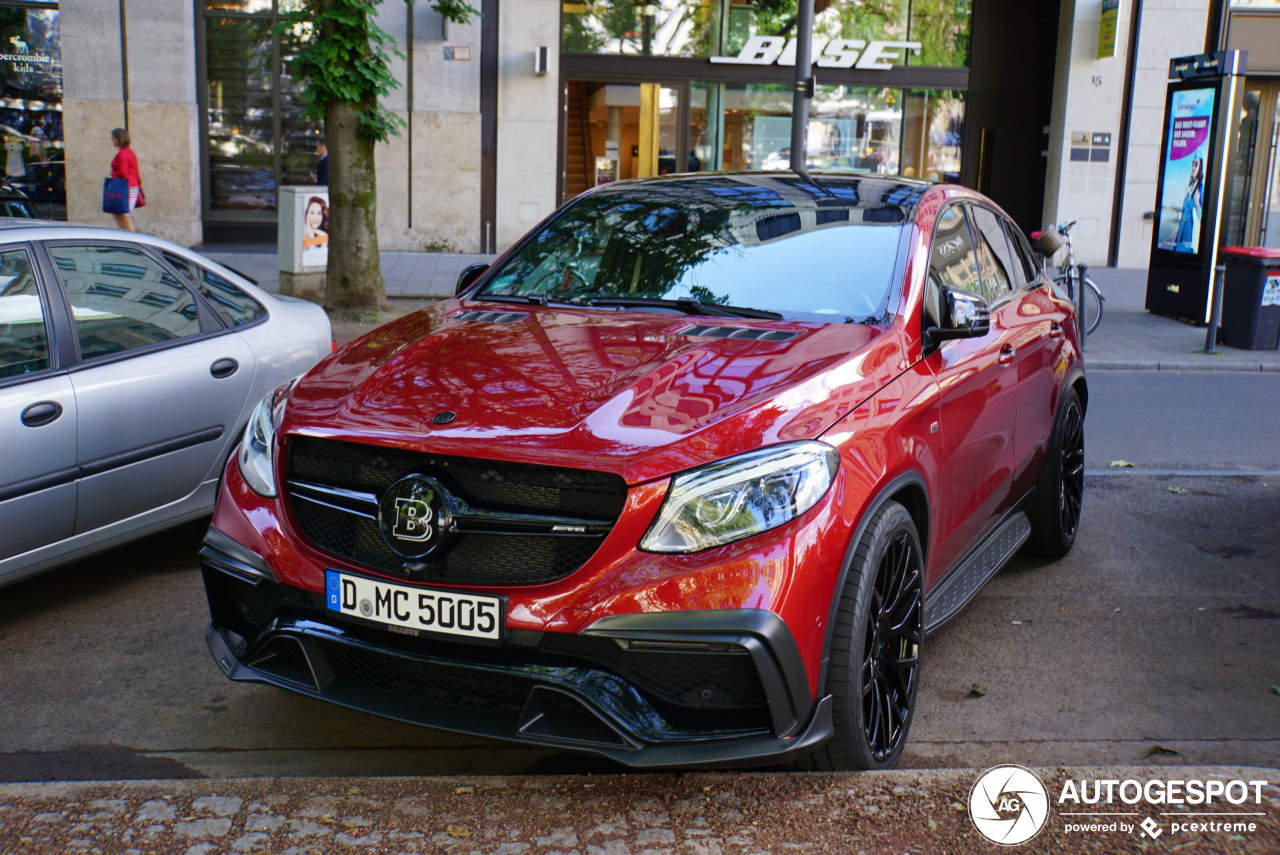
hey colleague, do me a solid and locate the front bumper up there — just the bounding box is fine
[202,533,833,768]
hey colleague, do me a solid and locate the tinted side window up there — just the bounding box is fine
[968,206,1014,302]
[49,245,202,360]
[929,206,982,294]
[0,248,49,378]
[164,252,266,328]
[925,206,982,329]
[1003,219,1042,287]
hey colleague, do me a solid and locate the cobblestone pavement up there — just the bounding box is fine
[2,769,1278,854]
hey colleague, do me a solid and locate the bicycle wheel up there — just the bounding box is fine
[1080,278,1103,334]
[1053,271,1075,300]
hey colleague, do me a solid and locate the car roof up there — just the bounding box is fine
[0,220,273,297]
[582,171,934,217]
[0,220,185,246]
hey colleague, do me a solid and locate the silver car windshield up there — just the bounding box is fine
[476,177,909,323]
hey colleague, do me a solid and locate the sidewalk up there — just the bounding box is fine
[200,245,1280,372]
[3,767,1276,853]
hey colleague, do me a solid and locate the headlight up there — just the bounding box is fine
[640,441,840,554]
[237,380,295,497]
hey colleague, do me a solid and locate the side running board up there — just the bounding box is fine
[923,511,1031,635]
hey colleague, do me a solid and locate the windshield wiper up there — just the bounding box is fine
[474,293,550,306]
[585,296,783,320]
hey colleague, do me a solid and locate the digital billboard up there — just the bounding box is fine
[1156,87,1216,256]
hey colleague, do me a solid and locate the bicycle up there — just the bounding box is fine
[1031,220,1104,335]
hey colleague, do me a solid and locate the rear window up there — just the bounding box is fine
[477,178,908,323]
[164,252,266,328]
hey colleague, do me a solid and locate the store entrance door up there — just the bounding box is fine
[563,80,689,201]
[1227,79,1280,248]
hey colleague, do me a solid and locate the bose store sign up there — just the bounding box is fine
[711,36,922,70]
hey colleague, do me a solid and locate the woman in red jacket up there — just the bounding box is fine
[109,127,141,231]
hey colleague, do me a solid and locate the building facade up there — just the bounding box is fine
[2,1,1276,269]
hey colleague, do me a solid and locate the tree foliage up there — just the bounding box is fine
[283,0,477,141]
[280,0,478,310]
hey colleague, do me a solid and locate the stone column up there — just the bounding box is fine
[62,0,202,245]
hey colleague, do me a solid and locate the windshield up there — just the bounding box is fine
[475,175,912,323]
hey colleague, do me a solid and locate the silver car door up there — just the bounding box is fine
[0,246,76,566]
[44,243,256,535]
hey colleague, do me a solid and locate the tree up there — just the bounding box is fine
[283,0,478,311]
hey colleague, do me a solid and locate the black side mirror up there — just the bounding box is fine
[456,263,490,295]
[927,287,990,345]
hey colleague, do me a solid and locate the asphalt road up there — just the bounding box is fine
[0,371,1277,783]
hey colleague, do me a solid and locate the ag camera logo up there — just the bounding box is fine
[969,765,1051,845]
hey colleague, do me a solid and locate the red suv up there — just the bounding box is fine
[201,173,1085,770]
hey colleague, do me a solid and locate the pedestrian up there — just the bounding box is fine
[315,139,328,185]
[108,127,141,231]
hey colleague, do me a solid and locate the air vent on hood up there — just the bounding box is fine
[678,324,799,342]
[451,310,528,324]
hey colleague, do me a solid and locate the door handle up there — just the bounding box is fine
[998,345,1017,365]
[21,400,63,427]
[1048,323,1064,339]
[210,358,239,379]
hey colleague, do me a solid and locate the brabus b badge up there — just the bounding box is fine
[378,476,446,559]
[393,496,433,542]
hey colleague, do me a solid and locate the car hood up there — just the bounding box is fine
[283,300,905,484]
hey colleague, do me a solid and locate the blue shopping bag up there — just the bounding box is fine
[102,177,130,214]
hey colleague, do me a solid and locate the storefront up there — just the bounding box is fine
[0,0,62,219]
[198,0,323,236]
[559,1,970,202]
[1219,1,1280,249]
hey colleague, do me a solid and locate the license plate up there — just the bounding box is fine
[325,571,503,641]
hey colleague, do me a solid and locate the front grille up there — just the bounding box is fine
[292,499,605,583]
[288,435,626,518]
[285,436,628,584]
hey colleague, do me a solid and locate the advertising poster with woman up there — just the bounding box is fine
[1157,87,1215,255]
[300,192,329,268]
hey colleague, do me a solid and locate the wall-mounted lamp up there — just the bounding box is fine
[534,45,549,75]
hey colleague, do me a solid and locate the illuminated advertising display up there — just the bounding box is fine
[1156,87,1216,256]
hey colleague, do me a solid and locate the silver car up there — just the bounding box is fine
[0,221,333,586]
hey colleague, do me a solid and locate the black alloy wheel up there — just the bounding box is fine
[1028,387,1085,559]
[812,500,923,770]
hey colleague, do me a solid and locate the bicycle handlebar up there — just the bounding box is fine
[1056,220,1079,234]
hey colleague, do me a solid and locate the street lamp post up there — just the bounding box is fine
[789,0,815,173]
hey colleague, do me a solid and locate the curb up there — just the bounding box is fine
[1087,359,1280,372]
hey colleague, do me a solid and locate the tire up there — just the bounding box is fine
[810,500,923,770]
[1080,278,1104,334]
[1027,387,1085,559]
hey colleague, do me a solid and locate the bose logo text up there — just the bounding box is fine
[710,36,922,71]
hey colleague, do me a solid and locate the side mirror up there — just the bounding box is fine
[456,263,490,295]
[927,287,990,345]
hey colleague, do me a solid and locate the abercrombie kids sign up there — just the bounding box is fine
[711,36,922,71]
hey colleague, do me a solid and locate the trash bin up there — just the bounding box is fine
[1219,246,1280,350]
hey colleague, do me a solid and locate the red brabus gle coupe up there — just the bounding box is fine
[201,173,1086,770]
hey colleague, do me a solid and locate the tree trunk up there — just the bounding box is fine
[324,99,385,310]
[318,4,386,311]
